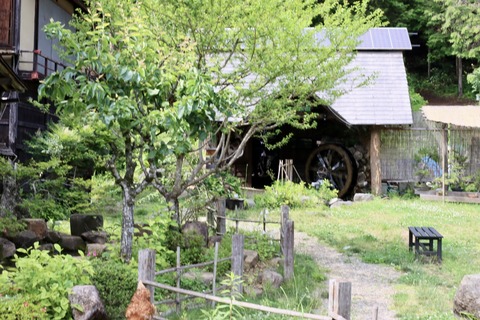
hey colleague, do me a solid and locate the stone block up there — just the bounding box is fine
[0,237,16,260]
[22,219,48,240]
[70,214,104,237]
[59,235,86,253]
[81,231,108,244]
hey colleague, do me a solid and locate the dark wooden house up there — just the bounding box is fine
[0,0,84,161]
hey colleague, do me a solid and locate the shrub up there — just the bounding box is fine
[134,214,176,268]
[253,180,336,209]
[90,258,137,320]
[0,243,93,320]
[0,294,48,319]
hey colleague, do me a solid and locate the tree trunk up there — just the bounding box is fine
[170,197,181,227]
[120,188,135,263]
[0,158,18,217]
[457,56,463,98]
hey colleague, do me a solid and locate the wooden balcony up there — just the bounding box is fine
[18,50,66,81]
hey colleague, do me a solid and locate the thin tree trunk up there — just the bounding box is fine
[1,158,18,217]
[457,56,463,98]
[120,188,135,263]
[170,197,181,227]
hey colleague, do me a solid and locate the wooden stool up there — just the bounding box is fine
[408,227,443,262]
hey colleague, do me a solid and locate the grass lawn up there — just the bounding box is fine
[240,197,480,320]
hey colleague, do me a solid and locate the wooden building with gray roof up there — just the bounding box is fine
[235,27,413,197]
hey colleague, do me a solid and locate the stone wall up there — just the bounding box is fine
[0,214,107,262]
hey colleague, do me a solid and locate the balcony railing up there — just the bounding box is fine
[19,50,67,80]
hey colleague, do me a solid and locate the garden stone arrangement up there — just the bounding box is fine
[0,214,107,263]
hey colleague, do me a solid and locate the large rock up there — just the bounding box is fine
[244,250,259,271]
[45,230,62,244]
[454,274,480,318]
[10,230,38,249]
[23,219,48,240]
[69,285,107,320]
[353,193,374,202]
[329,199,353,208]
[81,231,108,244]
[181,221,208,246]
[0,237,16,260]
[59,235,86,253]
[86,243,107,257]
[70,214,104,237]
[208,235,223,247]
[258,270,283,289]
[183,272,215,286]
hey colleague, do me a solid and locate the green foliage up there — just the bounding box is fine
[179,232,207,266]
[0,216,26,236]
[200,272,244,320]
[90,258,137,320]
[204,234,232,277]
[134,214,176,268]
[254,180,336,209]
[414,147,440,183]
[0,294,49,319]
[409,88,428,112]
[244,231,280,261]
[0,243,93,319]
[467,67,480,96]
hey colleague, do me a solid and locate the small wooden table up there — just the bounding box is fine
[408,227,443,262]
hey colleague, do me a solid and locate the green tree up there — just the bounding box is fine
[428,0,480,96]
[38,0,382,262]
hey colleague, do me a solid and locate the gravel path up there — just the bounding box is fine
[294,231,402,320]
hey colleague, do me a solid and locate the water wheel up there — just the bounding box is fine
[305,143,357,198]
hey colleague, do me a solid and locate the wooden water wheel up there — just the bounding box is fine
[305,143,357,198]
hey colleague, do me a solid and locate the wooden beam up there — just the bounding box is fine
[370,127,382,196]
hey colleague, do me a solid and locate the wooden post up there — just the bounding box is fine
[370,127,382,196]
[176,247,181,314]
[138,249,156,304]
[372,306,379,320]
[212,242,219,308]
[231,234,244,294]
[328,279,352,320]
[280,205,289,255]
[216,198,226,235]
[262,212,266,233]
[441,124,448,202]
[283,219,294,280]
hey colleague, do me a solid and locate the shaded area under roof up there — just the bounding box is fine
[422,105,480,128]
[0,56,26,92]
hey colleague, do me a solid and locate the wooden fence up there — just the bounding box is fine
[139,248,352,320]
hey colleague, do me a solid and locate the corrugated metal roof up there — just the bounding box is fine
[422,105,480,128]
[326,51,412,125]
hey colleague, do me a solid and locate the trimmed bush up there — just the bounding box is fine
[90,258,137,319]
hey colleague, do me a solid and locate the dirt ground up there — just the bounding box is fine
[294,231,403,320]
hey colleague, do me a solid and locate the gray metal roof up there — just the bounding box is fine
[326,51,412,125]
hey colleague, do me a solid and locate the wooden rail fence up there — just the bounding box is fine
[139,250,351,319]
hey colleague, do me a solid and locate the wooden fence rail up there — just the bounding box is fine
[139,248,351,320]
